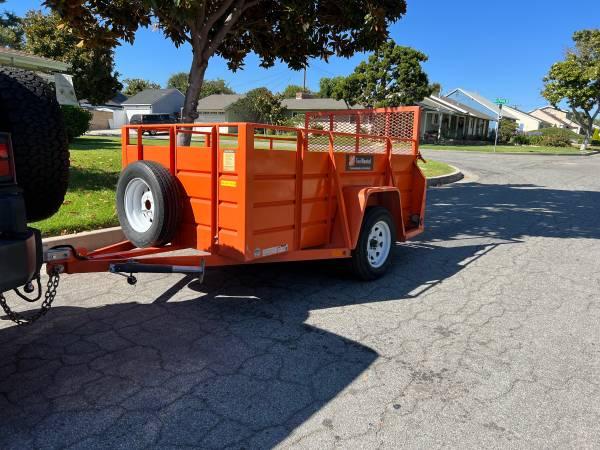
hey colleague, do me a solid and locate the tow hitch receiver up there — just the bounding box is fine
[109,260,205,286]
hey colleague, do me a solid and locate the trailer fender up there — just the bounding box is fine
[342,186,405,249]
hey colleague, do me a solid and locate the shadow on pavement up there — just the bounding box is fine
[1,182,599,448]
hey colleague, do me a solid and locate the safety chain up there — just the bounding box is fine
[0,269,60,326]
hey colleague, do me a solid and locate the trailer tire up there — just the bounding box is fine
[351,206,396,280]
[0,67,69,222]
[116,161,180,248]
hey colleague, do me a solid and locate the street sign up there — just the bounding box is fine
[494,98,509,105]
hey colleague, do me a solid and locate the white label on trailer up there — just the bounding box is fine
[223,150,236,172]
[262,244,288,257]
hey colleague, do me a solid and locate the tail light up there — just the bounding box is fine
[0,133,15,184]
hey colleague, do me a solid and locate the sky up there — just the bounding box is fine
[3,0,599,111]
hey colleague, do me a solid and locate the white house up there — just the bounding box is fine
[121,88,185,123]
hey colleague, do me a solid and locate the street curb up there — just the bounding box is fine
[43,227,124,251]
[427,166,464,187]
[423,148,600,156]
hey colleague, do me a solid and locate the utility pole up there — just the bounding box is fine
[303,66,307,92]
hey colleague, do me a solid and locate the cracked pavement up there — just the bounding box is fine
[1,151,600,449]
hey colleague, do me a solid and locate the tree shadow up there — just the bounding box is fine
[1,181,599,448]
[67,166,119,192]
[71,137,121,151]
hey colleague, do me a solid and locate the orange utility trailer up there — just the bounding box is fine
[47,107,426,281]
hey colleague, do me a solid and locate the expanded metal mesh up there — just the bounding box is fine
[305,109,417,154]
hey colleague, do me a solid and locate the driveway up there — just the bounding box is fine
[1,152,599,449]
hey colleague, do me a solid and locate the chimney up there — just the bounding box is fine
[295,91,314,100]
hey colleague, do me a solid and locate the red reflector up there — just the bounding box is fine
[0,144,7,159]
[0,160,10,177]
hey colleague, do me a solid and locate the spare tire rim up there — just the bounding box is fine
[367,220,391,268]
[124,178,155,233]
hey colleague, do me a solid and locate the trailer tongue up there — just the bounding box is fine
[2,107,427,325]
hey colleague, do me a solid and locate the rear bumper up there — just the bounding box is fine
[0,229,42,293]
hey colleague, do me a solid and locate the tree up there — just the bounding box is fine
[0,0,24,49]
[167,73,234,98]
[281,84,306,98]
[497,118,517,144]
[226,88,287,125]
[331,41,432,107]
[542,29,600,150]
[44,0,407,141]
[123,78,161,97]
[318,76,347,99]
[429,82,442,96]
[166,72,189,93]
[23,11,121,104]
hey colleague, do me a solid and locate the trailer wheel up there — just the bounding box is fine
[116,161,180,248]
[0,67,69,222]
[351,206,396,280]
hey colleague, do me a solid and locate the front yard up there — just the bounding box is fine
[32,136,454,237]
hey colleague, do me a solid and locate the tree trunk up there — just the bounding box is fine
[579,117,594,151]
[178,51,208,146]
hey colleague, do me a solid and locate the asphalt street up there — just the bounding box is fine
[1,151,599,449]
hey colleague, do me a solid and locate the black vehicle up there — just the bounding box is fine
[0,68,70,324]
[129,113,178,135]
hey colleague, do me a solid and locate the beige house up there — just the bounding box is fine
[502,106,551,132]
[529,106,582,133]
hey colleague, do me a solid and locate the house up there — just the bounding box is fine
[445,88,519,136]
[196,92,360,131]
[529,106,582,133]
[0,47,77,106]
[196,94,244,124]
[122,88,185,123]
[501,106,552,132]
[80,93,129,130]
[281,92,361,118]
[418,95,495,142]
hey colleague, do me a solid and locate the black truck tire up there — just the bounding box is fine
[0,67,69,222]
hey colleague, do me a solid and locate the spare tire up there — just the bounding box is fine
[116,161,181,248]
[0,67,69,222]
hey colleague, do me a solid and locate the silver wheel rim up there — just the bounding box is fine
[367,220,391,268]
[124,178,155,233]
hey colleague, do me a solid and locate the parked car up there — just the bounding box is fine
[129,114,178,135]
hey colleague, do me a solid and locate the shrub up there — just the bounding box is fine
[593,128,600,141]
[61,105,92,142]
[539,134,572,147]
[512,134,530,145]
[528,127,582,144]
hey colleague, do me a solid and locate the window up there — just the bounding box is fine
[432,114,439,125]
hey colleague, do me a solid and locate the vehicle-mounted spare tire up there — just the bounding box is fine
[0,67,69,222]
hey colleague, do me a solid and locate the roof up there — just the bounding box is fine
[530,108,580,129]
[434,96,495,120]
[503,105,548,123]
[281,98,361,111]
[418,97,457,115]
[196,94,244,111]
[445,88,519,120]
[0,46,70,72]
[122,88,183,106]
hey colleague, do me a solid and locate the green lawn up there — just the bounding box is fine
[32,136,454,237]
[419,160,454,177]
[31,137,122,237]
[421,144,592,154]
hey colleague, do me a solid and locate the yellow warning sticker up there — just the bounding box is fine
[222,150,236,172]
[220,179,237,188]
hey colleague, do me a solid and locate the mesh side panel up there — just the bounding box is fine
[306,109,417,154]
